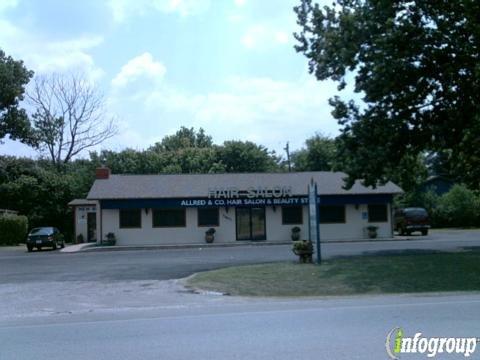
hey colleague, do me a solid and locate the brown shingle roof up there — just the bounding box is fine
[87,172,402,200]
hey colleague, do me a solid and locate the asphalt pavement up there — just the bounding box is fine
[1,293,479,360]
[1,229,479,284]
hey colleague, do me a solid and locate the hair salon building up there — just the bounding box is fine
[80,168,402,245]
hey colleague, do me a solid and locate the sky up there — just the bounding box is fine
[0,0,346,159]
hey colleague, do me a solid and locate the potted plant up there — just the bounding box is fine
[76,234,84,244]
[291,226,301,241]
[366,225,378,239]
[292,240,313,263]
[105,232,116,246]
[205,228,216,243]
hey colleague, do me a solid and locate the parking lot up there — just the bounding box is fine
[1,229,480,284]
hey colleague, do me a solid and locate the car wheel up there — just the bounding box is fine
[27,245,33,252]
[422,229,428,236]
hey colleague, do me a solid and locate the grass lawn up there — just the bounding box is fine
[187,250,480,297]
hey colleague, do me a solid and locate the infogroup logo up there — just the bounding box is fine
[385,327,478,359]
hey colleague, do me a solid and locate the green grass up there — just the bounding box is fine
[187,250,480,297]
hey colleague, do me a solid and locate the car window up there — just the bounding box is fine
[405,208,428,217]
[29,228,53,235]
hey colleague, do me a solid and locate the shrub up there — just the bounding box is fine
[0,214,28,246]
[435,184,480,227]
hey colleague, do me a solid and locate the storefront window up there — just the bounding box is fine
[119,209,141,228]
[319,205,345,223]
[153,209,186,227]
[282,206,303,225]
[198,208,219,227]
[368,204,388,222]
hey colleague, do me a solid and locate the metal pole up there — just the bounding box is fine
[315,183,321,264]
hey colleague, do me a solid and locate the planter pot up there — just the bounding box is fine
[292,249,313,263]
[205,234,214,243]
[291,232,301,241]
[367,230,377,239]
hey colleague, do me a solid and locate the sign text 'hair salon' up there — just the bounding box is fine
[207,186,293,199]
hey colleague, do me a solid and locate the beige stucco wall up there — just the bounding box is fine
[101,207,236,246]
[98,204,393,245]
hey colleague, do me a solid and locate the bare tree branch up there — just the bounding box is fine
[27,72,118,167]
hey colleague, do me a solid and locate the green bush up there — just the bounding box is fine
[0,214,28,246]
[435,185,480,227]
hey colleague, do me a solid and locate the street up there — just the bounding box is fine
[1,293,479,360]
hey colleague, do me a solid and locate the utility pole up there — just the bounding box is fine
[284,142,291,172]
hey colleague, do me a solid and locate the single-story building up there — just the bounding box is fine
[81,167,402,245]
[79,168,402,245]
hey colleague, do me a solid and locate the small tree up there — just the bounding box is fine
[28,73,117,166]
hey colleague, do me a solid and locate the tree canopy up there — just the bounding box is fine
[0,49,34,144]
[291,133,338,172]
[294,0,480,189]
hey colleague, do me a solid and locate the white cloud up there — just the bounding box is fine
[109,0,210,23]
[233,0,246,7]
[0,0,18,12]
[241,24,292,50]
[110,73,339,153]
[111,52,166,89]
[0,18,104,80]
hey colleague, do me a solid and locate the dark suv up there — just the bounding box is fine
[394,208,430,236]
[26,227,65,252]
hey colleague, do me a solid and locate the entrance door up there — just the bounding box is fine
[87,212,97,242]
[236,207,266,241]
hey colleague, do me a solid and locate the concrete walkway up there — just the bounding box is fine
[60,243,96,253]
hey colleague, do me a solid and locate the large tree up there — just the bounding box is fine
[294,0,480,189]
[291,133,338,171]
[217,141,280,173]
[149,127,213,152]
[28,73,117,166]
[0,50,34,144]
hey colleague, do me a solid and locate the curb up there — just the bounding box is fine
[72,241,293,253]
[61,235,429,253]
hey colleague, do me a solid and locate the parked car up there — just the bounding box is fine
[26,227,65,252]
[394,207,430,236]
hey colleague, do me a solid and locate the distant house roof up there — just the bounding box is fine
[419,176,455,196]
[68,199,97,206]
[87,172,403,200]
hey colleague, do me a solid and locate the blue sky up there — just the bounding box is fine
[0,0,344,158]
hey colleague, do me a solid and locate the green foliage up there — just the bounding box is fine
[291,134,338,171]
[0,156,93,240]
[295,0,480,189]
[217,141,280,173]
[435,185,480,228]
[397,184,480,228]
[0,49,34,144]
[0,214,28,246]
[149,127,213,152]
[292,240,313,253]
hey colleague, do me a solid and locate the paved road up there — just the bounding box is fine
[1,293,479,360]
[1,229,479,283]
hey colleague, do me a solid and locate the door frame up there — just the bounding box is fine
[87,212,97,242]
[235,207,266,241]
